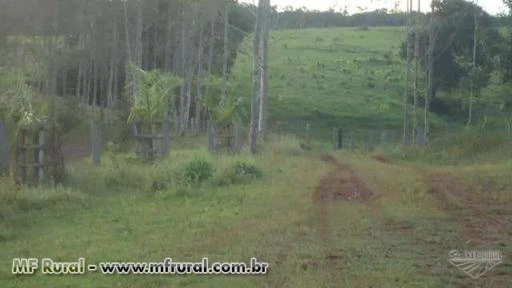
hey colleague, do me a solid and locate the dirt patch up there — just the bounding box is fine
[371,154,390,164]
[315,154,373,202]
[62,141,91,162]
[311,155,374,285]
[429,174,511,244]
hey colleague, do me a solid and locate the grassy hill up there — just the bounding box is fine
[232,27,445,134]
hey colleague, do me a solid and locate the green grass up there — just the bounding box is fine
[232,27,446,131]
[1,24,511,287]
[1,135,510,287]
[384,129,512,165]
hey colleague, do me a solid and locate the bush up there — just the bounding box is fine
[217,159,262,185]
[232,159,262,178]
[183,157,214,185]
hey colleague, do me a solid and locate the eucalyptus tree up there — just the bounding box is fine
[401,0,501,128]
[258,0,271,139]
[403,0,413,145]
[249,0,265,154]
[412,0,421,144]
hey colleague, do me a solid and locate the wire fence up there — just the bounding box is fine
[269,120,404,149]
[2,116,510,178]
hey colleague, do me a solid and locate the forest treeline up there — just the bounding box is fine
[1,0,512,143]
[0,0,256,134]
[273,8,508,30]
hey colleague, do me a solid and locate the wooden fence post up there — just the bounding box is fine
[233,121,241,152]
[207,120,215,152]
[37,128,45,182]
[305,122,311,147]
[151,122,157,161]
[0,122,8,176]
[381,130,387,144]
[333,127,343,150]
[19,129,27,183]
[162,120,170,156]
[91,120,102,166]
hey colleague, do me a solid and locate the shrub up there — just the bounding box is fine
[183,157,214,185]
[217,159,262,185]
[232,159,262,179]
[126,65,182,123]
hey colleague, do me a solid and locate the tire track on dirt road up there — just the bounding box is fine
[312,154,374,286]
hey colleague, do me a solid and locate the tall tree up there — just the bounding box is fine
[412,0,421,144]
[403,0,413,145]
[424,1,437,140]
[466,0,479,128]
[195,19,205,133]
[124,0,137,101]
[401,0,500,118]
[221,0,230,105]
[259,0,270,139]
[250,0,265,154]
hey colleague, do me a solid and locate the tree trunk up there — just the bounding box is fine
[250,0,265,154]
[412,0,420,145]
[93,62,98,114]
[203,12,216,131]
[259,0,270,139]
[99,66,105,121]
[50,36,58,127]
[152,1,159,70]
[84,56,91,104]
[204,13,216,101]
[76,59,83,100]
[135,0,143,68]
[108,47,115,112]
[195,23,204,133]
[124,0,137,100]
[164,1,174,71]
[62,66,68,97]
[221,2,229,106]
[184,7,199,132]
[467,6,478,128]
[179,6,187,135]
[184,67,194,132]
[113,56,119,109]
[425,2,435,141]
[505,116,512,138]
[403,0,412,145]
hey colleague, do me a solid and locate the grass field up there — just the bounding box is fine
[0,134,511,287]
[1,25,511,288]
[232,27,447,131]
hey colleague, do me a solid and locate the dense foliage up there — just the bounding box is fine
[126,65,182,123]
